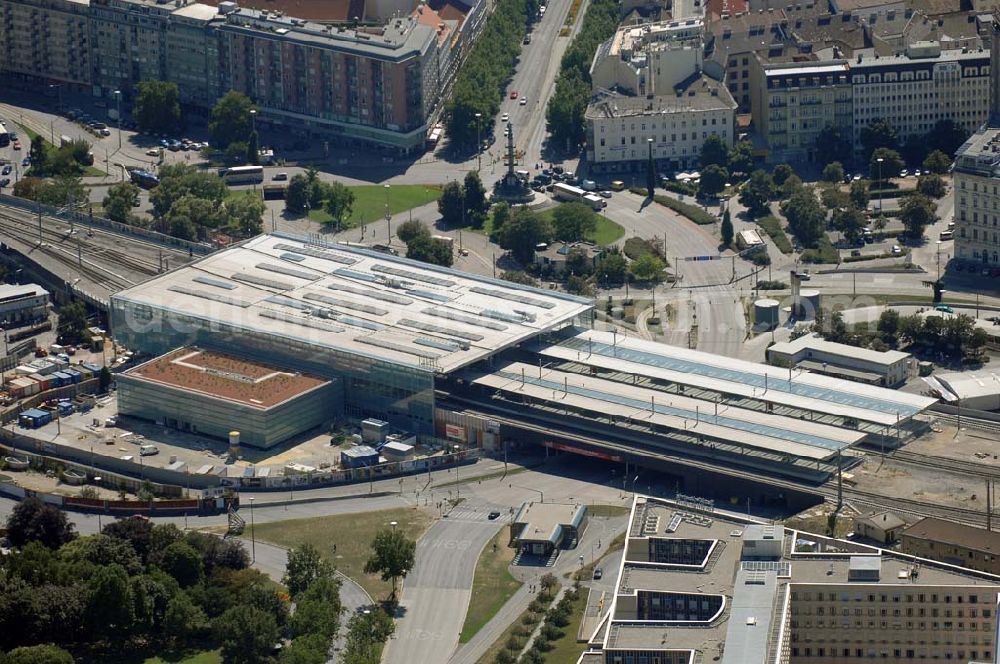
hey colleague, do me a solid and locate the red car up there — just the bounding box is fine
[510,90,518,99]
[11,141,21,150]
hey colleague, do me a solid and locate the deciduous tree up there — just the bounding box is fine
[363,528,416,599]
[209,91,256,150]
[133,81,181,134]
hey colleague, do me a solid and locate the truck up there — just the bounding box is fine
[582,193,607,211]
[60,135,73,148]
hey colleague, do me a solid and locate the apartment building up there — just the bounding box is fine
[850,42,990,149]
[216,8,445,150]
[591,19,705,96]
[586,76,737,172]
[587,19,737,171]
[576,495,1000,664]
[749,57,852,163]
[952,127,1000,267]
[0,0,92,90]
[0,0,458,151]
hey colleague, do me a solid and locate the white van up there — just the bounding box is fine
[139,444,159,456]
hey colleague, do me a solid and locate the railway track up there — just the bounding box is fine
[872,448,1000,479]
[931,411,1000,436]
[443,393,998,528]
[0,203,190,291]
[0,214,139,290]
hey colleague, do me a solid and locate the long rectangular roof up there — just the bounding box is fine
[534,329,935,426]
[112,233,592,373]
[474,361,864,460]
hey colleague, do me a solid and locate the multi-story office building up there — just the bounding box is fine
[850,42,991,149]
[0,0,92,90]
[901,517,1000,577]
[578,495,1000,664]
[586,19,737,171]
[749,58,852,163]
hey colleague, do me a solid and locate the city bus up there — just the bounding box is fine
[221,165,264,185]
[0,122,9,148]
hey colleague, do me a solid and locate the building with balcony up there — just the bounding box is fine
[950,126,1000,267]
[0,0,92,90]
[749,57,852,163]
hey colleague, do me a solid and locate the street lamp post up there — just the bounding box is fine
[249,110,257,164]
[876,157,884,216]
[475,112,482,172]
[384,184,391,242]
[113,90,122,150]
[248,496,256,563]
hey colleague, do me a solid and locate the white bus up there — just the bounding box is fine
[221,165,264,185]
[553,182,586,202]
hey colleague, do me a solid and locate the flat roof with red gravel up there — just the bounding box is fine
[124,348,330,409]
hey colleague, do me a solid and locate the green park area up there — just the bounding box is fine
[248,506,433,599]
[141,650,222,664]
[308,184,442,227]
[536,204,625,246]
[460,529,522,643]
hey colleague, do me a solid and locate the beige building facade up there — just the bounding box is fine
[953,127,1000,267]
[749,58,852,164]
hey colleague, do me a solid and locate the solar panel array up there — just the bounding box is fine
[258,309,345,333]
[406,289,451,303]
[265,295,310,311]
[423,307,507,331]
[193,275,238,290]
[303,292,388,316]
[741,561,791,577]
[333,267,381,283]
[168,286,251,308]
[328,284,412,305]
[274,243,357,264]
[399,318,484,342]
[414,337,464,352]
[469,286,556,309]
[256,263,320,281]
[231,273,295,291]
[371,264,455,287]
[356,335,441,360]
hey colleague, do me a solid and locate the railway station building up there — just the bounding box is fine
[111,232,936,490]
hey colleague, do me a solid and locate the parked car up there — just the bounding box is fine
[593,568,603,580]
[272,172,289,181]
[891,244,902,255]
[581,179,597,191]
[599,190,612,198]
[488,511,501,520]
[850,249,862,257]
[11,141,21,150]
[501,112,509,123]
[21,158,30,167]
[1,165,10,176]
[145,148,159,157]
[0,178,9,188]
[509,90,518,99]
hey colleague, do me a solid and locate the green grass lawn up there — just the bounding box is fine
[756,215,793,254]
[460,528,522,643]
[801,234,839,264]
[248,507,434,600]
[19,125,107,177]
[541,589,589,663]
[536,204,625,246]
[308,184,442,227]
